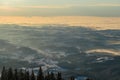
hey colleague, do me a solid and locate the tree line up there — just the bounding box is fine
[0,66,92,80]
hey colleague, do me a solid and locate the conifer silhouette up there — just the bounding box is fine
[14,69,18,80]
[7,68,13,80]
[57,72,62,80]
[31,70,35,80]
[1,66,6,80]
[25,71,30,80]
[37,66,44,80]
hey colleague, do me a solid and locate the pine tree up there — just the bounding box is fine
[50,72,56,80]
[14,69,18,80]
[7,67,13,80]
[44,72,50,80]
[86,78,93,80]
[26,71,30,80]
[30,70,35,80]
[57,72,62,80]
[18,69,24,80]
[25,71,30,80]
[70,76,75,80]
[1,66,7,80]
[37,66,44,80]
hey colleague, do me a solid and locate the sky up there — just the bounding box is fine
[0,0,120,16]
[0,0,120,30]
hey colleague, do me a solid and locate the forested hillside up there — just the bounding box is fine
[0,67,92,80]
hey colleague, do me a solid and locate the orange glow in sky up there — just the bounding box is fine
[0,16,120,30]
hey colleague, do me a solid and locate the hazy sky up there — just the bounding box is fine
[0,0,120,16]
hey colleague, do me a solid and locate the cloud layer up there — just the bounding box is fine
[0,16,120,30]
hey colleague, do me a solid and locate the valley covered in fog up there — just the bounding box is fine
[0,24,120,80]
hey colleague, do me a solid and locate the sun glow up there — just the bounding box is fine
[0,16,120,30]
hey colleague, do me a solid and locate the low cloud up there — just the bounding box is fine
[21,5,74,9]
[21,3,120,8]
[0,16,120,30]
[86,49,120,56]
[83,3,120,7]
[0,6,20,11]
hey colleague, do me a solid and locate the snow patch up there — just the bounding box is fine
[95,57,114,63]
